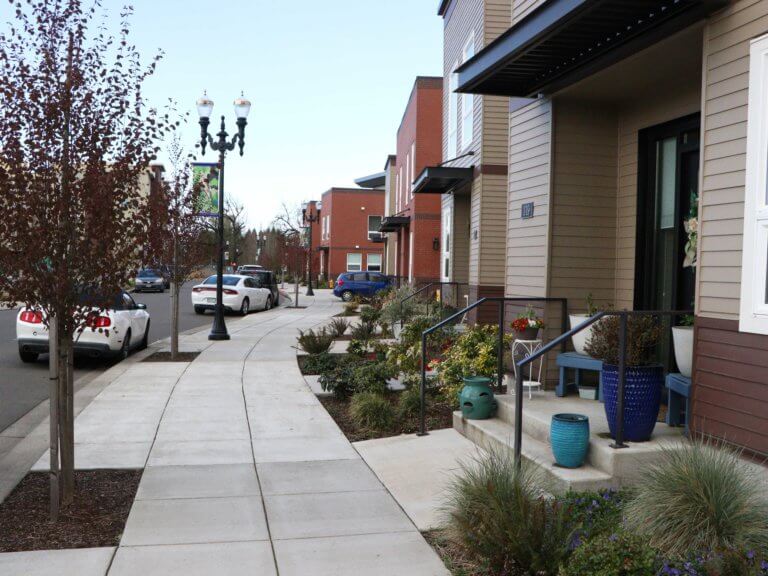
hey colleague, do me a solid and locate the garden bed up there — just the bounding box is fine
[319,391,454,442]
[142,351,200,363]
[0,470,141,552]
[297,353,349,375]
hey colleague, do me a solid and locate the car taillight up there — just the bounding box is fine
[223,289,238,295]
[337,279,344,287]
[20,310,43,324]
[86,315,111,328]
[192,287,203,292]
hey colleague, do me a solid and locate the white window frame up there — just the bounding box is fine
[405,153,411,205]
[447,62,458,160]
[410,142,416,198]
[408,230,415,282]
[367,215,382,240]
[460,33,475,151]
[740,32,768,335]
[346,253,362,272]
[367,253,382,272]
[441,204,452,282]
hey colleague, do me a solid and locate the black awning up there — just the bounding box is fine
[354,171,386,189]
[379,216,410,232]
[412,166,474,195]
[456,0,727,97]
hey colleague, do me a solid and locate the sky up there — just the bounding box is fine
[99,0,444,229]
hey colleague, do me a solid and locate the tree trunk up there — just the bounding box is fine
[48,316,60,521]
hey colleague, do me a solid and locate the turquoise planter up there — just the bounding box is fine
[458,376,497,420]
[550,413,590,468]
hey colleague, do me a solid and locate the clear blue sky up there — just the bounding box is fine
[127,0,443,229]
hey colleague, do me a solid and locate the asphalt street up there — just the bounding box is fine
[0,282,212,434]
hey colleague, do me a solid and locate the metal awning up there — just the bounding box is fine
[412,166,474,195]
[354,171,386,189]
[379,216,410,232]
[456,0,728,97]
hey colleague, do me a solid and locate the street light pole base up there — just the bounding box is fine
[306,286,315,296]
[208,332,231,341]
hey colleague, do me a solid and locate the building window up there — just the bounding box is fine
[408,230,414,282]
[441,205,452,282]
[448,62,458,159]
[405,153,411,204]
[410,142,416,198]
[367,253,382,272]
[347,253,362,272]
[396,168,402,212]
[741,32,768,335]
[368,215,382,240]
[461,34,475,151]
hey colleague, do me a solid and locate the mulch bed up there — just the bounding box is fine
[0,470,142,552]
[142,351,200,363]
[422,530,486,576]
[319,392,455,443]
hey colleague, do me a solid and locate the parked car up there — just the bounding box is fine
[236,264,263,274]
[191,274,274,315]
[16,291,150,363]
[238,269,280,306]
[333,272,391,301]
[134,268,165,293]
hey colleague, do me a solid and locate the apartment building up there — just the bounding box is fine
[454,0,768,456]
[380,76,444,285]
[318,187,385,280]
[413,0,512,321]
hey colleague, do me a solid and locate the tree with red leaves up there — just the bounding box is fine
[0,0,175,518]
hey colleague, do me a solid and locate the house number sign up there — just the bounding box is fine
[521,202,534,219]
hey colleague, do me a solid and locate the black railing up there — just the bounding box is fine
[513,308,693,466]
[399,282,469,328]
[418,296,568,436]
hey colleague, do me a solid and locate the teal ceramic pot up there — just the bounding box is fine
[458,376,497,420]
[550,413,590,468]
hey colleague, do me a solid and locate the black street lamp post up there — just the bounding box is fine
[302,203,318,297]
[197,91,251,341]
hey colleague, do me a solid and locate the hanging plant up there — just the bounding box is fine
[683,191,699,269]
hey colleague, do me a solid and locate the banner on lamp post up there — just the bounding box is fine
[192,162,220,217]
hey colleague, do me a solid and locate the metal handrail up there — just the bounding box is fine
[399,281,468,328]
[512,308,694,466]
[418,296,569,436]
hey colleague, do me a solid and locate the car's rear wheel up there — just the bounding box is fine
[341,290,354,302]
[240,298,250,316]
[119,330,131,360]
[19,349,38,363]
[264,296,273,311]
[194,306,205,315]
[138,320,150,351]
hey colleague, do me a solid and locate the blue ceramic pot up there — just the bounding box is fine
[458,376,497,420]
[602,364,663,442]
[550,413,590,468]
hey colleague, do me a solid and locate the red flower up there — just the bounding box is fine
[511,318,530,332]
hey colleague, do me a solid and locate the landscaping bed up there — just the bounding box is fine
[142,351,200,363]
[0,470,141,552]
[319,391,454,442]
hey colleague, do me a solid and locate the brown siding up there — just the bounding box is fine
[511,0,546,25]
[693,316,768,455]
[698,0,768,320]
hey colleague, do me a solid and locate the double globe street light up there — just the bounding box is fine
[196,91,251,341]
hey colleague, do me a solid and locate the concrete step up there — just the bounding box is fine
[453,412,616,494]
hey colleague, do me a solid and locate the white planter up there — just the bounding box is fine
[672,326,694,378]
[570,314,596,356]
[393,322,403,340]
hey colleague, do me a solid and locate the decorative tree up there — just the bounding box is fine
[0,0,174,518]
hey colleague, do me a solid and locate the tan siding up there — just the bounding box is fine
[550,100,618,311]
[511,0,546,25]
[506,99,552,298]
[698,0,768,321]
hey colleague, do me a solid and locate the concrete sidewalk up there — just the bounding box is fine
[0,289,448,576]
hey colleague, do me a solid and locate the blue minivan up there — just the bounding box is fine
[333,272,391,301]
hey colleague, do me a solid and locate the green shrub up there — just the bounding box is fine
[352,361,395,395]
[349,392,396,432]
[350,319,377,342]
[300,352,339,375]
[347,339,368,358]
[561,489,627,544]
[387,315,454,377]
[328,317,350,337]
[562,532,658,576]
[443,448,572,575]
[359,305,380,325]
[624,440,768,558]
[296,328,334,355]
[342,302,359,316]
[397,385,422,419]
[319,355,364,398]
[379,285,419,326]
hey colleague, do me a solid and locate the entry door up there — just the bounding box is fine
[635,115,700,367]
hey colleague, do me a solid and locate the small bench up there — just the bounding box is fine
[666,373,691,435]
[556,352,604,402]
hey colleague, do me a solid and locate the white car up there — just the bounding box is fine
[192,274,274,315]
[16,291,151,363]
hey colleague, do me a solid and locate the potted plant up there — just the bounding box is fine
[672,315,694,378]
[511,305,545,340]
[584,315,662,442]
[570,293,603,356]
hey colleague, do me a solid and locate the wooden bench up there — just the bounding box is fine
[665,372,691,435]
[556,352,604,402]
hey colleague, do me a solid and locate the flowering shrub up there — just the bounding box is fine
[562,489,627,546]
[511,305,545,333]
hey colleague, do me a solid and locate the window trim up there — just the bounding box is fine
[461,33,475,151]
[410,142,416,198]
[740,32,768,335]
[346,252,362,272]
[367,215,382,241]
[367,253,382,272]
[447,61,459,160]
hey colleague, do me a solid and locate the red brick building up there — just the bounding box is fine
[318,188,385,280]
[383,77,443,284]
